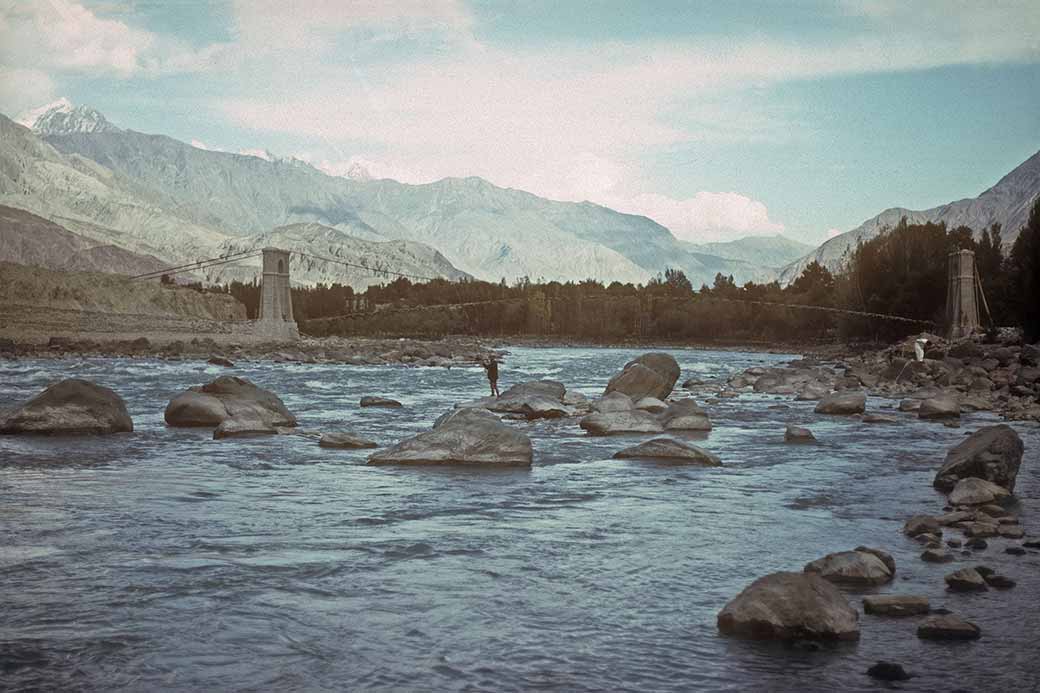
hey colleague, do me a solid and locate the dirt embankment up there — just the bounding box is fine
[0,262,246,344]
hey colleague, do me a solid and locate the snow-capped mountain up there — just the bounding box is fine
[23,99,120,135]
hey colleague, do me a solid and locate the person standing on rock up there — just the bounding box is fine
[483,356,500,397]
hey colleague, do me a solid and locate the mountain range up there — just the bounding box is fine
[2,100,1036,291]
[0,101,806,288]
[779,149,1040,284]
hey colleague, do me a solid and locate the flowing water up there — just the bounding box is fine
[2,346,1038,692]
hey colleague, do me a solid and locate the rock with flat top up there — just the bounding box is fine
[579,410,664,436]
[660,399,712,431]
[814,391,866,415]
[360,396,403,408]
[862,595,929,617]
[213,417,277,439]
[0,379,133,435]
[613,438,721,465]
[634,397,668,413]
[904,515,940,537]
[319,432,378,449]
[948,477,1011,505]
[919,395,960,420]
[917,614,981,640]
[945,567,988,592]
[592,392,635,413]
[717,571,859,641]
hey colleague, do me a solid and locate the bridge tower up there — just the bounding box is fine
[258,248,298,341]
[946,249,979,340]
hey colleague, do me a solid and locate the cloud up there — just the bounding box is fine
[0,0,227,78]
[2,72,58,122]
[826,227,843,239]
[615,192,785,243]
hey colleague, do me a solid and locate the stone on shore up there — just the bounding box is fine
[165,376,296,428]
[579,410,664,436]
[814,391,866,415]
[948,477,1011,506]
[784,425,815,443]
[319,432,378,449]
[803,548,894,587]
[918,395,960,420]
[360,396,403,408]
[917,614,981,640]
[604,352,680,401]
[368,408,532,466]
[717,571,859,641]
[0,378,133,435]
[933,424,1024,492]
[213,417,277,439]
[613,438,721,465]
[862,595,929,617]
[945,568,988,592]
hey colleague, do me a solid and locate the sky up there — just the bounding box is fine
[1,0,1038,244]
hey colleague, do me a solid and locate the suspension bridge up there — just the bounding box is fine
[131,245,993,337]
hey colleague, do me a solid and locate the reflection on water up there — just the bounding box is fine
[1,347,1038,691]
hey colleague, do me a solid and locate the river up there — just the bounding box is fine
[1,346,1038,692]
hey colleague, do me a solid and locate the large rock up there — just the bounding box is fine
[0,379,133,435]
[918,395,960,420]
[917,614,981,640]
[717,572,860,641]
[613,438,721,465]
[814,391,866,415]
[360,396,403,408]
[862,595,929,617]
[485,380,575,420]
[660,399,712,431]
[948,477,1011,506]
[803,548,894,587]
[368,408,532,466]
[903,515,940,537]
[934,424,1024,492]
[945,568,988,592]
[165,376,296,428]
[604,352,680,401]
[579,410,664,436]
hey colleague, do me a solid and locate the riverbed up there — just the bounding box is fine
[2,346,1038,691]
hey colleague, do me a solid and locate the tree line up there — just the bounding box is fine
[199,198,1040,344]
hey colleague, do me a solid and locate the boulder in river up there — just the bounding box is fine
[866,661,912,682]
[213,417,277,439]
[660,399,712,431]
[207,356,235,367]
[717,571,860,641]
[579,410,664,436]
[918,395,960,420]
[933,424,1024,492]
[904,515,940,537]
[613,438,721,465]
[814,391,866,415]
[803,548,894,587]
[478,380,575,420]
[784,425,815,443]
[165,376,296,428]
[319,432,378,449]
[360,396,403,408]
[948,477,1011,506]
[604,352,680,401]
[369,408,532,466]
[863,414,899,424]
[917,614,981,640]
[0,378,133,435]
[634,397,668,414]
[945,567,988,592]
[592,392,635,413]
[862,595,929,617]
[795,383,829,401]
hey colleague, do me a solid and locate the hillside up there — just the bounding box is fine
[685,235,814,269]
[0,205,168,276]
[780,150,1040,284]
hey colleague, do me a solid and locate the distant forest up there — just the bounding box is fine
[214,198,1040,344]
